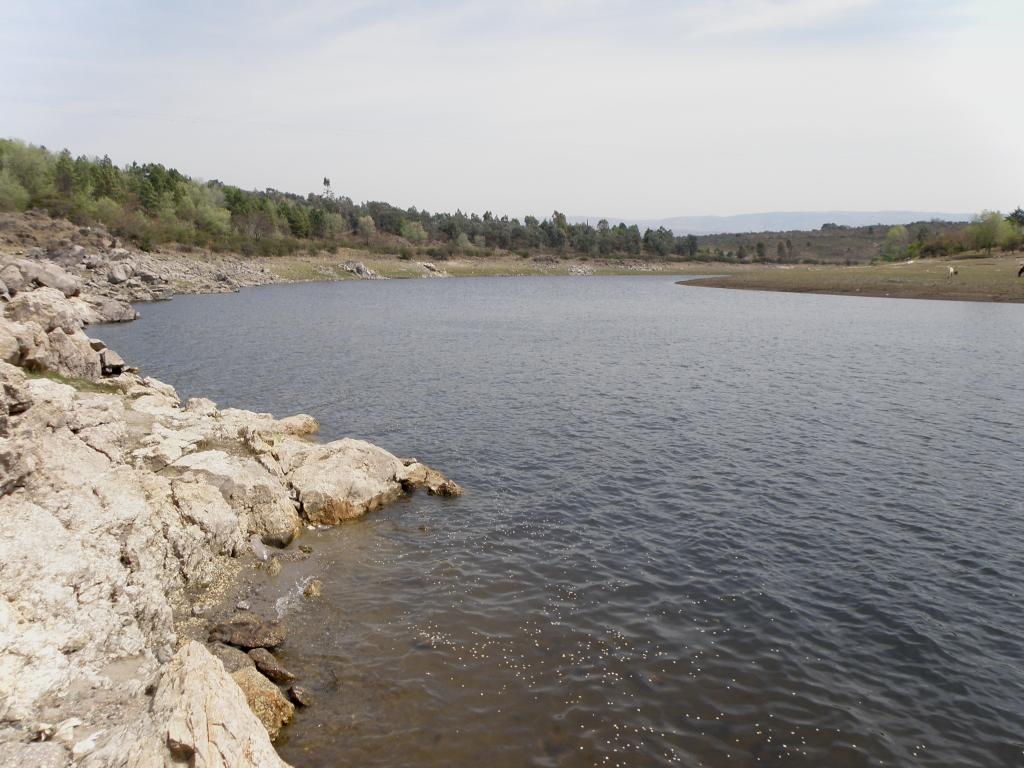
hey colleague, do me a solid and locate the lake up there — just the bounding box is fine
[95,277,1024,767]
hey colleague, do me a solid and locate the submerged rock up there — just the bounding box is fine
[303,578,323,598]
[248,647,296,684]
[288,686,313,707]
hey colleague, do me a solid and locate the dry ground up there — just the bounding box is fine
[678,254,1024,303]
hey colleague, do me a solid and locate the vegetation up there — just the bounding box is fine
[1,138,1020,266]
[26,369,123,394]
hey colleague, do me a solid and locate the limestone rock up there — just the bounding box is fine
[277,413,319,436]
[107,263,133,285]
[289,438,408,525]
[100,347,125,375]
[82,642,290,767]
[177,450,301,546]
[0,264,25,295]
[0,362,32,420]
[5,287,80,334]
[35,327,101,379]
[170,480,245,559]
[0,324,19,365]
[33,262,81,298]
[229,667,295,742]
[97,298,137,323]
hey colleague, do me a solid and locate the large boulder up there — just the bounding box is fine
[0,362,31,421]
[107,262,133,285]
[0,324,18,366]
[288,438,409,525]
[35,328,102,379]
[0,264,25,295]
[34,262,80,298]
[4,287,80,334]
[170,479,245,559]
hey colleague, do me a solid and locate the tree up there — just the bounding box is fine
[356,214,376,242]
[686,234,698,258]
[968,211,1008,254]
[400,219,427,243]
[1005,208,1024,228]
[54,150,74,197]
[881,225,909,261]
[777,241,786,261]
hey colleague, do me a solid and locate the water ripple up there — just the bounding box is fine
[95,277,1024,767]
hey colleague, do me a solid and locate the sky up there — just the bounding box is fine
[2,0,1022,219]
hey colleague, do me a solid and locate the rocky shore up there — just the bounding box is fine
[0,248,461,765]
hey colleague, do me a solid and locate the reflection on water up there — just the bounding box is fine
[96,277,1024,767]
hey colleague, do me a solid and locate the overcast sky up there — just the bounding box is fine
[3,0,1021,219]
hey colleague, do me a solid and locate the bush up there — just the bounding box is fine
[0,168,30,211]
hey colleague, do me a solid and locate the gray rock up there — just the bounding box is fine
[209,642,255,674]
[0,265,25,295]
[5,287,79,334]
[107,263,133,285]
[34,263,80,298]
[99,348,125,376]
[209,614,286,649]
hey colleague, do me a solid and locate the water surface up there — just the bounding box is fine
[97,277,1024,767]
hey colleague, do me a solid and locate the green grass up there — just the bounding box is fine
[26,369,123,394]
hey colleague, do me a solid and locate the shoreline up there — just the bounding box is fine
[7,210,1020,306]
[676,257,1024,304]
[0,252,461,765]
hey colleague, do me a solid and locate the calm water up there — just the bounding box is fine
[96,277,1024,768]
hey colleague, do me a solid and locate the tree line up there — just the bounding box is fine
[0,139,1018,263]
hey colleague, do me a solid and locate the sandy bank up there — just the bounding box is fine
[677,256,1024,303]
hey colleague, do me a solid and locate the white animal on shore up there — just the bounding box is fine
[947,266,958,278]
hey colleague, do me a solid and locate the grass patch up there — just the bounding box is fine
[26,369,123,394]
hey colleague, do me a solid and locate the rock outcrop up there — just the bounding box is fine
[0,257,461,765]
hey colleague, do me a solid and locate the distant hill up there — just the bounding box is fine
[568,211,973,236]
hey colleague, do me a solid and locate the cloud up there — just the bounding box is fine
[1,0,1021,216]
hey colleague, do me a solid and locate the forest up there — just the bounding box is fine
[1,139,1020,264]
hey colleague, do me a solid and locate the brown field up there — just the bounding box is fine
[678,254,1024,303]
